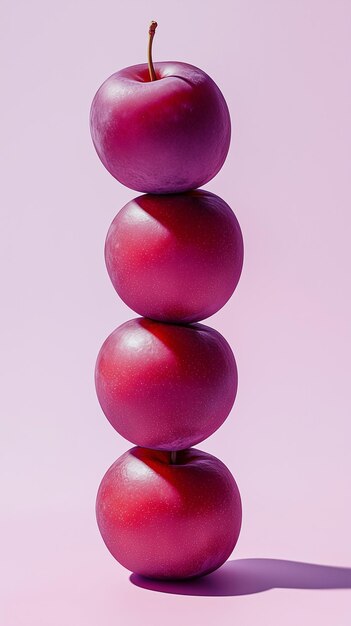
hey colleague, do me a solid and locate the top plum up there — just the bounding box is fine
[90,39,231,194]
[90,62,230,193]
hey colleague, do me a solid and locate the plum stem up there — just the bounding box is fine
[148,21,158,81]
[170,451,177,464]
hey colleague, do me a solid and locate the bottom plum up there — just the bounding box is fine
[96,446,242,580]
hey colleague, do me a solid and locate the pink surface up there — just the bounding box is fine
[1,1,351,624]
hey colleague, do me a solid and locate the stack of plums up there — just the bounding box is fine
[90,23,244,580]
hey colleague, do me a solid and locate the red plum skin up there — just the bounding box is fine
[96,446,242,580]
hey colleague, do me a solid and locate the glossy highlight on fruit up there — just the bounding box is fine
[105,190,243,323]
[96,446,242,579]
[95,317,237,450]
[90,62,231,194]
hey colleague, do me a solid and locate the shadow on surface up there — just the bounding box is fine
[130,558,351,597]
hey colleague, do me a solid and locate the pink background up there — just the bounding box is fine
[1,0,351,624]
